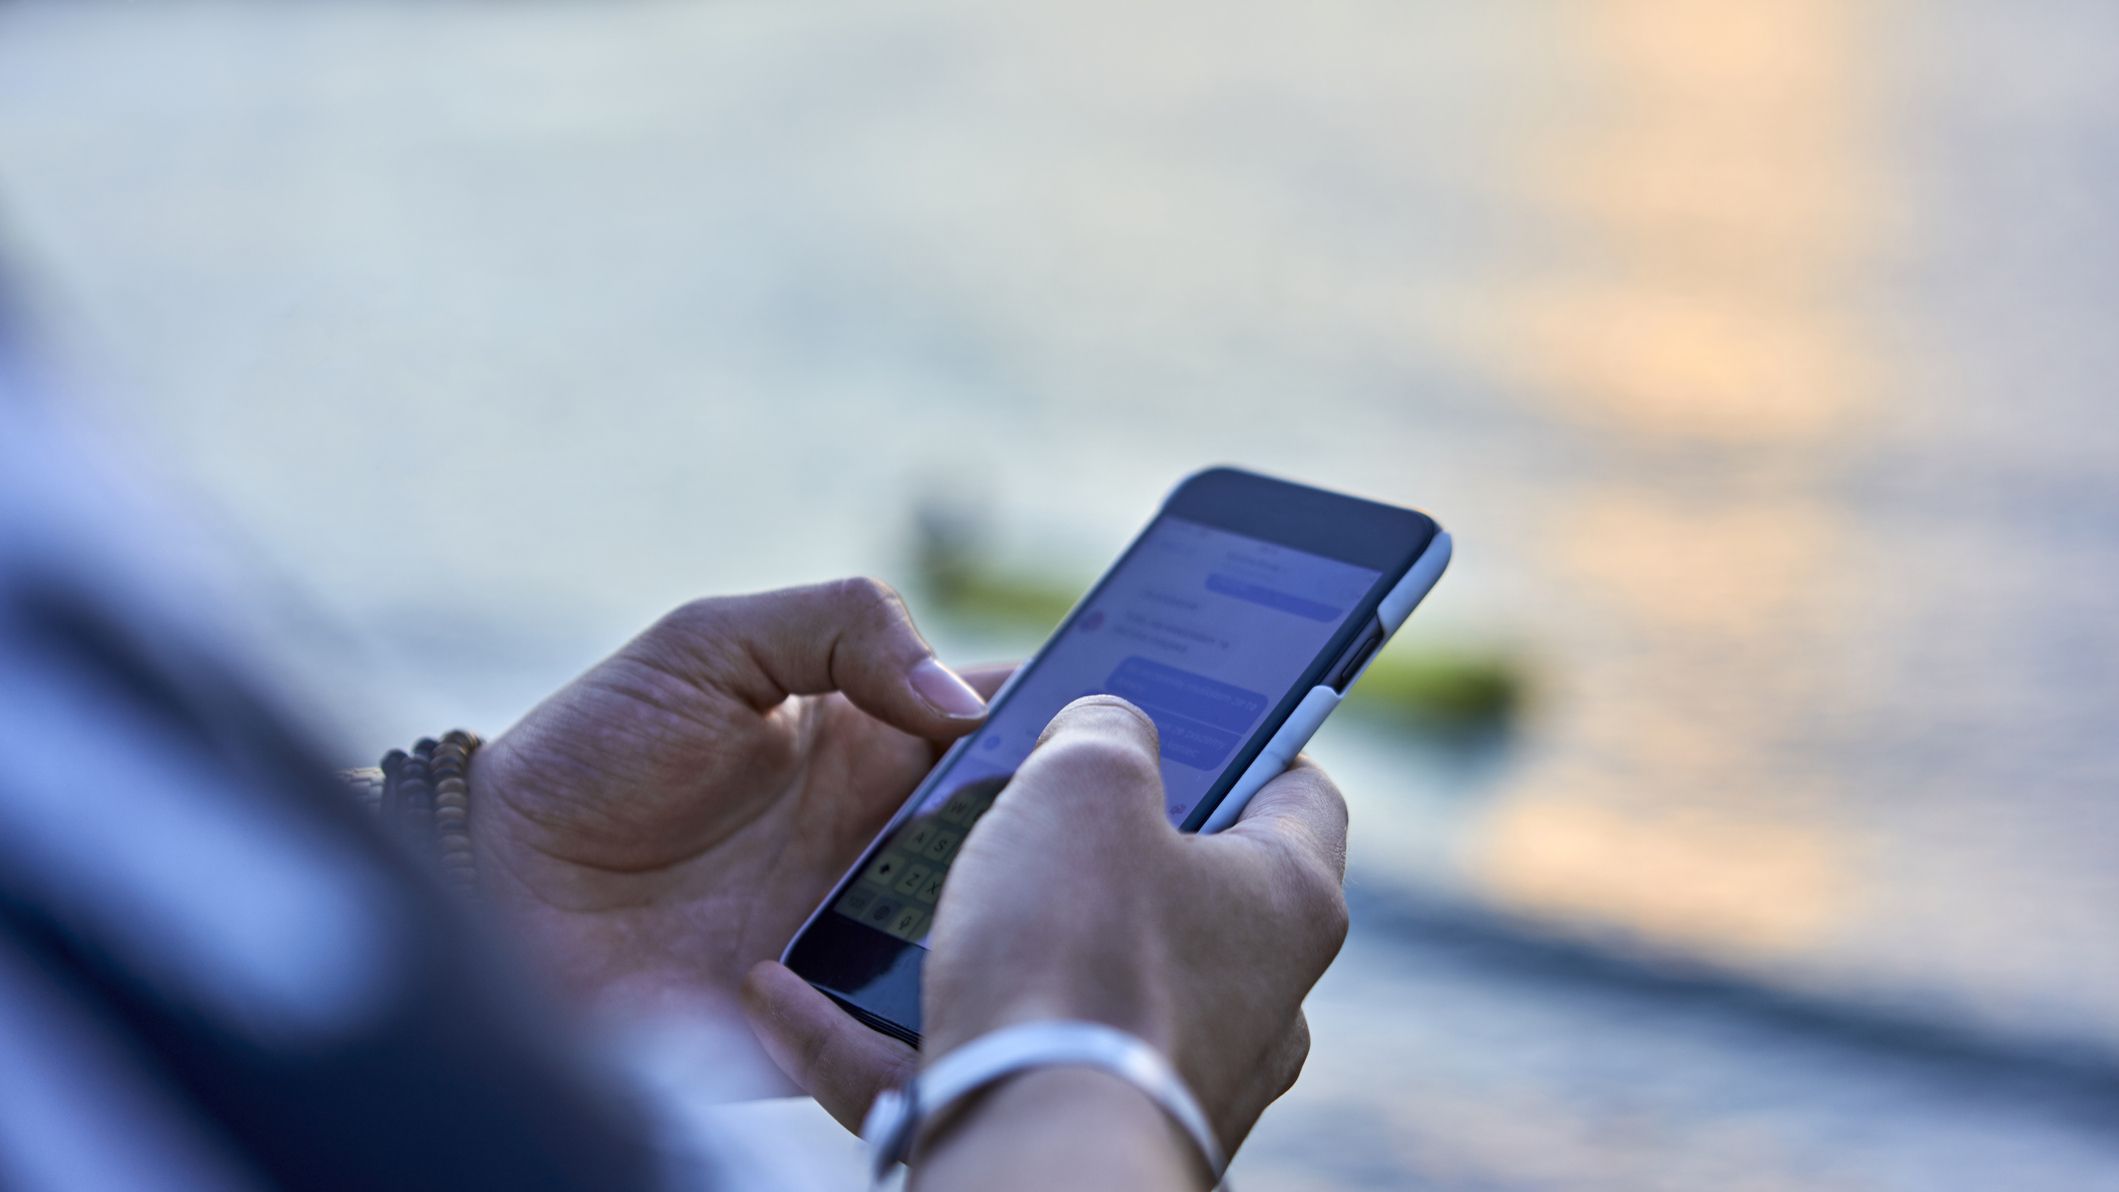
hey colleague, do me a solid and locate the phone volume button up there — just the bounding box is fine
[1272,686,1341,761]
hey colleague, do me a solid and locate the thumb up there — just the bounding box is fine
[741,961,917,1134]
[999,695,1168,827]
[1222,755,1349,883]
[635,578,988,742]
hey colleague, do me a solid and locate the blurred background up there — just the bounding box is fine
[3,0,2116,1187]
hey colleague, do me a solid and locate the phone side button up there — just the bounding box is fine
[1198,686,1341,834]
[1274,685,1342,758]
[1199,750,1283,834]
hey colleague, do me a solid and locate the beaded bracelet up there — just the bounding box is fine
[345,729,482,895]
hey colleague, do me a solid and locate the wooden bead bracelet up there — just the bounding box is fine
[346,728,482,895]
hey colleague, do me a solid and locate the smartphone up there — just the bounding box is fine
[782,466,1450,1042]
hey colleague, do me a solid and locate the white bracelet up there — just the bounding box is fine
[861,1019,1227,1189]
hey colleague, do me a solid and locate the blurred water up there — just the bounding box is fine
[3,1,2117,1187]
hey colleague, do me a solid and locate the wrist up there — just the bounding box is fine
[912,1067,1205,1191]
[924,930,1181,1063]
[458,744,620,999]
[869,1019,1223,1190]
[928,991,1178,1067]
[462,743,521,882]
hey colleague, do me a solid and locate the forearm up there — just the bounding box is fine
[912,1068,1205,1192]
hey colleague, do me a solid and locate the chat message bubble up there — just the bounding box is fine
[1105,656,1267,732]
[1103,656,1267,770]
[1149,715,1244,771]
[1204,573,1345,622]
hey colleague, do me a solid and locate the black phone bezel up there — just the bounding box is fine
[784,466,1440,1041]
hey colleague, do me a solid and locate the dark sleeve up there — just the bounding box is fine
[0,567,669,1190]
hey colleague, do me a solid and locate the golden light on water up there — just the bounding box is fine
[1456,0,1876,959]
[1454,0,1884,442]
[1491,287,1870,441]
[1553,495,1839,639]
[1472,796,1846,957]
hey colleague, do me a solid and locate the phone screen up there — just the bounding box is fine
[832,515,1381,946]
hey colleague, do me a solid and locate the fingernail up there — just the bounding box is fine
[910,657,986,720]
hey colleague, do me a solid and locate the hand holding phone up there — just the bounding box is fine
[781,467,1449,1041]
[924,694,1352,1149]
[743,693,1352,1155]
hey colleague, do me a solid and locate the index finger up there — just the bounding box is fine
[1219,755,1349,883]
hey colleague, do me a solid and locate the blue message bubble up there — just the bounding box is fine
[1150,715,1244,770]
[1204,573,1344,622]
[1105,657,1267,733]
[1102,656,1267,770]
